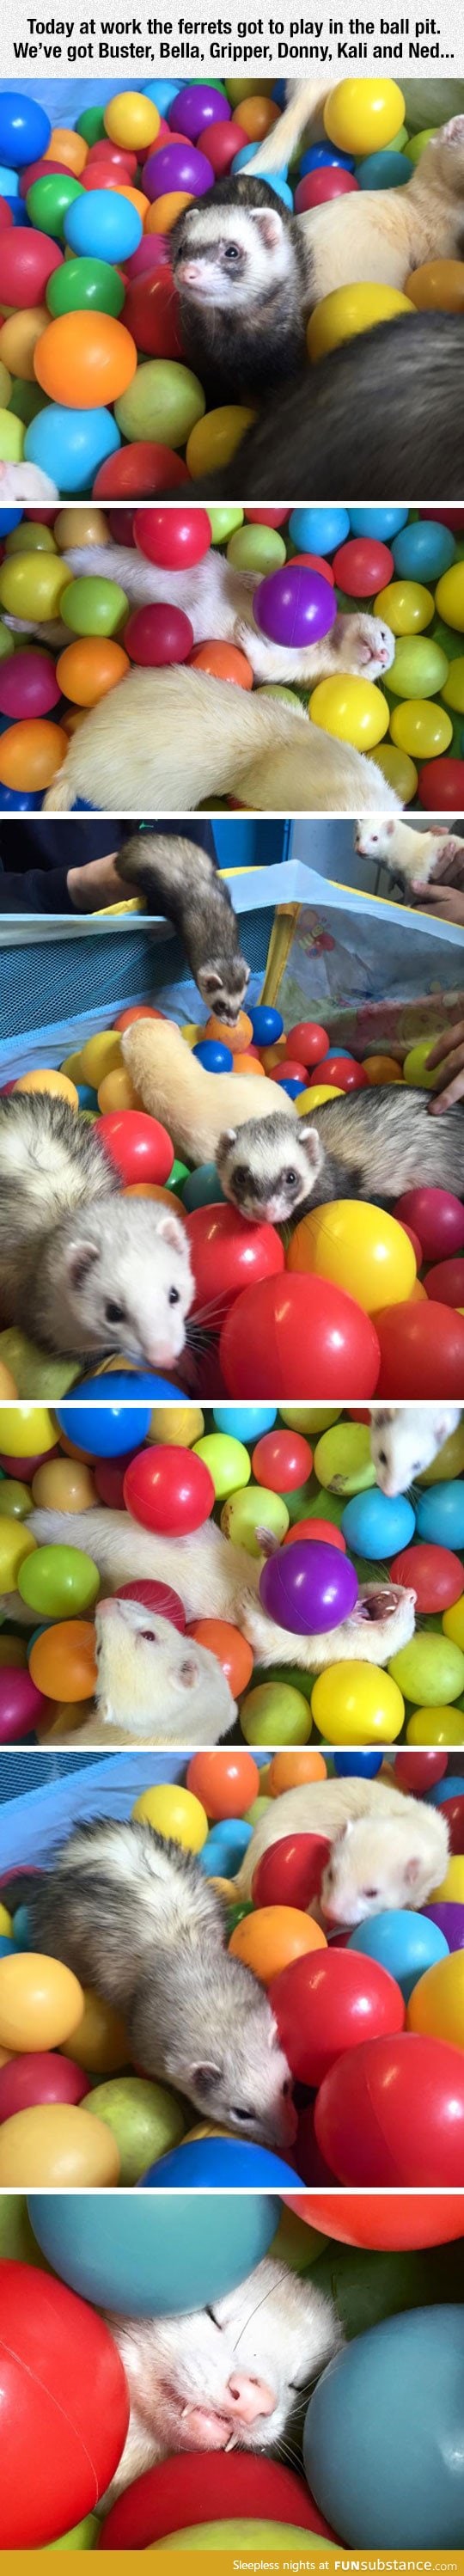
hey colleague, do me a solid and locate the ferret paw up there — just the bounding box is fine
[234,619,289,681]
[333,613,394,680]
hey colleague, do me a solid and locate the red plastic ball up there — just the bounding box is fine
[418,756,464,809]
[424,1257,464,1306]
[0,196,13,228]
[122,274,184,359]
[332,537,394,595]
[124,603,193,665]
[251,1429,313,1490]
[186,1747,259,1816]
[202,118,248,174]
[438,1794,464,1855]
[269,1948,405,2088]
[135,505,212,567]
[389,1539,464,1612]
[0,2261,129,2548]
[115,1576,186,1630]
[100,2449,335,2549]
[0,1447,59,1480]
[283,2187,464,2249]
[123,1444,215,1534]
[395,1186,464,1260]
[314,2029,464,2184]
[18,157,70,198]
[186,1202,284,1320]
[283,1516,346,1551]
[375,1299,464,1396]
[0,652,61,721]
[86,141,137,174]
[308,1055,368,1092]
[253,1831,331,1912]
[394,1748,449,1792]
[272,1059,308,1083]
[220,1273,381,1399]
[296,2099,339,2183]
[0,1667,49,1746]
[0,229,63,304]
[95,1458,135,1507]
[295,167,358,211]
[98,1109,174,1184]
[290,550,335,583]
[93,444,190,499]
[285,1019,328,1066]
[0,2053,91,2121]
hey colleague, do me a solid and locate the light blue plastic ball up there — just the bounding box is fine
[54,1398,151,1453]
[289,505,350,554]
[268,174,294,205]
[303,2308,464,2544]
[429,1775,464,1806]
[27,2190,279,2311]
[192,1039,234,1071]
[248,1006,284,1045]
[231,146,256,173]
[143,80,180,111]
[393,521,456,580]
[348,1906,449,2001]
[333,1750,383,1777]
[0,164,19,197]
[143,2139,302,2187]
[12,1905,31,1949]
[341,1490,415,1557]
[200,1820,253,1875]
[182,1162,225,1210]
[300,144,354,173]
[349,507,409,538]
[25,404,120,496]
[213,1406,277,1438]
[415,1481,464,1549]
[64,187,143,264]
[356,150,411,187]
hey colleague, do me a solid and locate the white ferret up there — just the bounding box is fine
[0,1092,193,1372]
[42,666,400,818]
[0,460,58,505]
[46,542,394,693]
[354,817,464,890]
[56,1597,237,1749]
[235,1776,449,1926]
[105,2256,341,2505]
[125,1016,295,1166]
[370,1404,462,1494]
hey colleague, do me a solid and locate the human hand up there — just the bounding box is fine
[410,884,464,926]
[426,1014,464,1112]
[67,855,131,912]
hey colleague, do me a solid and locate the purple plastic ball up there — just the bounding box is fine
[254,563,337,649]
[259,1539,358,1637]
[423,1902,464,1952]
[168,83,230,140]
[143,141,212,202]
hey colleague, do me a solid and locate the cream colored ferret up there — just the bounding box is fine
[58,544,394,692]
[256,112,464,303]
[125,1016,295,1167]
[235,1776,449,1927]
[370,1404,462,1494]
[104,2256,341,2504]
[58,1597,237,1749]
[355,817,464,890]
[43,666,400,817]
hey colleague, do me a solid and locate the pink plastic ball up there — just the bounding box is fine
[135,505,211,567]
[395,1188,464,1260]
[0,1668,49,1745]
[424,1257,464,1306]
[0,2053,91,2120]
[124,603,193,664]
[0,652,61,721]
[295,167,358,211]
[332,537,394,595]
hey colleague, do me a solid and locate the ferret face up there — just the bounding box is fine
[167,1985,296,2153]
[217,1113,321,1227]
[355,819,398,859]
[114,2258,339,2463]
[321,1811,448,1928]
[198,957,251,1027]
[370,1405,461,1497]
[95,1597,235,1738]
[61,1203,193,1370]
[172,200,292,312]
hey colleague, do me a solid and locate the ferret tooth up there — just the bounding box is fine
[225,2435,237,2452]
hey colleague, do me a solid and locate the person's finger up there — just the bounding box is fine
[411,882,451,901]
[427,1027,464,1068]
[429,1070,464,1112]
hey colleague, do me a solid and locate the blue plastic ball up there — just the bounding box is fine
[303,2307,464,2545]
[0,165,19,198]
[54,1398,151,1454]
[76,1083,99,1111]
[429,1776,464,1807]
[278,1077,306,1098]
[0,786,42,811]
[415,1482,464,1549]
[300,144,354,173]
[64,187,143,264]
[341,1490,415,1557]
[324,1049,353,1062]
[347,1906,449,2001]
[0,508,22,535]
[333,1750,383,1777]
[0,1936,15,1958]
[348,507,409,539]
[200,1820,253,1876]
[143,2139,302,2187]
[213,1406,277,1438]
[27,2190,278,2312]
[76,1370,183,1402]
[182,1163,225,1210]
[0,94,51,167]
[289,505,350,554]
[393,521,456,580]
[268,174,293,205]
[24,405,120,496]
[231,146,256,173]
[356,150,411,187]
[192,1039,234,1072]
[248,1006,284,1046]
[143,80,180,111]
[12,1905,31,1949]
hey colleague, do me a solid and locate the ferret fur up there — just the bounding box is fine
[58,1597,237,1749]
[354,817,464,890]
[0,1092,192,1371]
[117,832,250,1025]
[187,311,464,503]
[122,1016,296,1166]
[42,668,400,818]
[216,1089,464,1227]
[235,1777,449,1925]
[52,542,394,691]
[105,2255,341,2505]
[370,1404,462,1495]
[28,1819,295,2152]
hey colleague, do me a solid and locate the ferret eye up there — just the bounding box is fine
[168,1286,180,1305]
[231,2104,255,2120]
[363,1888,379,1900]
[283,1169,298,1189]
[223,243,241,261]
[205,2305,220,2327]
[377,1449,387,1465]
[105,1299,125,1324]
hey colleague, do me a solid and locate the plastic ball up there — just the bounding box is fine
[285,2188,464,2249]
[186,1748,259,1816]
[315,2028,464,2186]
[187,1617,253,1696]
[311,1661,405,1746]
[375,1300,464,1398]
[0,1951,83,2051]
[0,2051,91,2120]
[348,1907,449,2003]
[393,516,456,578]
[229,1904,327,1986]
[325,78,405,152]
[357,146,411,187]
[313,1421,374,1494]
[29,1621,97,1704]
[252,1429,313,1490]
[64,187,143,263]
[391,699,452,759]
[259,1539,358,1636]
[0,2260,129,2547]
[0,2101,120,2188]
[114,357,205,449]
[388,635,449,696]
[18,1543,100,1619]
[0,1666,48,1746]
[308,282,412,362]
[186,1202,284,1319]
[240,1680,313,1747]
[26,171,84,238]
[296,165,358,209]
[254,563,335,647]
[192,1430,250,1497]
[341,1490,415,1557]
[0,719,67,792]
[56,636,128,703]
[333,535,394,593]
[87,2074,186,2183]
[135,503,211,566]
[0,226,63,305]
[101,2451,332,2550]
[143,141,211,200]
[60,1988,127,2076]
[303,2304,464,2544]
[0,651,61,719]
[0,92,51,167]
[186,404,256,480]
[124,1444,214,1534]
[418,756,464,808]
[25,404,121,496]
[285,1019,328,1067]
[270,1945,404,2087]
[34,308,137,407]
[248,1005,284,1046]
[308,671,388,748]
[221,1485,290,1554]
[28,2187,278,2311]
[406,1708,464,1749]
[396,1187,464,1257]
[388,1632,464,1704]
[61,574,128,635]
[252,1832,331,1913]
[288,1198,415,1314]
[220,1273,380,1399]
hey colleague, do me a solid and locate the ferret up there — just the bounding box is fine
[122,1015,295,1168]
[370,1404,462,1496]
[55,541,394,691]
[16,1502,417,1679]
[0,460,58,505]
[0,1092,192,1371]
[235,1777,449,1926]
[117,831,250,1026]
[354,818,464,892]
[171,119,464,399]
[43,666,400,819]
[186,311,464,503]
[28,1818,295,2152]
[104,2256,341,2506]
[216,1088,464,1227]
[57,1597,237,1750]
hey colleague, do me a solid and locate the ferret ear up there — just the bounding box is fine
[404,1856,422,1886]
[177,1651,202,1692]
[64,1240,101,1291]
[297,1119,325,1174]
[253,206,284,252]
[191,2061,223,2090]
[199,969,223,995]
[219,1128,238,1151]
[155,1208,186,1254]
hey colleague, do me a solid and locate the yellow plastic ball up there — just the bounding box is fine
[308,675,388,750]
[406,1705,464,1747]
[296,1084,344,1111]
[145,191,194,234]
[311,1661,405,1746]
[54,508,108,549]
[103,90,161,149]
[371,742,418,804]
[430,1856,464,1905]
[61,1987,128,2074]
[0,1952,83,2052]
[0,553,70,621]
[403,1039,441,1089]
[0,1521,36,1591]
[325,77,405,155]
[13,1068,78,1107]
[418,1423,464,1484]
[0,359,11,406]
[308,283,412,364]
[443,1598,464,1650]
[0,306,48,381]
[0,2102,120,2188]
[193,1432,251,1499]
[441,657,464,713]
[390,701,453,759]
[435,561,464,630]
[79,1030,121,1085]
[0,1906,12,1937]
[375,581,434,635]
[407,1950,464,2050]
[131,1784,208,1851]
[186,406,256,479]
[97,1067,140,1112]
[279,1408,341,1432]
[314,1423,375,1494]
[149,1406,205,1446]
[287,1198,415,1315]
[0,1403,56,1454]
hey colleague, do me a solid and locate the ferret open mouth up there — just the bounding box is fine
[163,2388,238,2450]
[354,1584,412,1625]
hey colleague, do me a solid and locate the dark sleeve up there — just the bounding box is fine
[0,863,74,914]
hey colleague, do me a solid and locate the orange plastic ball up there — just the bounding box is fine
[229,1905,327,1986]
[113,182,149,217]
[13,1068,78,1105]
[56,639,129,706]
[406,259,464,311]
[97,1068,141,1112]
[233,1054,264,1075]
[206,1008,253,1053]
[261,1039,287,1071]
[60,1986,128,2074]
[239,97,280,138]
[34,311,137,407]
[188,1618,253,1696]
[186,1748,259,1817]
[124,1183,185,1216]
[29,1620,97,1703]
[114,1006,163,1031]
[363,1055,404,1084]
[46,126,89,175]
[145,192,193,232]
[267,1748,328,1794]
[0,1952,83,2052]
[190,640,253,687]
[0,722,67,789]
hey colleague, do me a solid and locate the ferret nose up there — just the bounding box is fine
[95,1597,114,1621]
[180,260,205,285]
[226,2375,275,2424]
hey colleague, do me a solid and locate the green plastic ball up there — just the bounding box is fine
[26,174,84,239]
[86,2075,186,2185]
[388,1633,464,1704]
[221,1485,290,1555]
[207,505,244,544]
[18,1543,100,1618]
[0,622,15,663]
[0,1481,33,1521]
[240,1680,313,1746]
[61,577,129,637]
[403,1039,441,1090]
[114,360,205,449]
[76,107,106,143]
[46,256,126,320]
[157,2520,336,2551]
[5,523,57,555]
[388,637,449,698]
[192,1432,251,1501]
[226,526,287,573]
[314,1423,375,1496]
[0,412,23,463]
